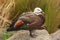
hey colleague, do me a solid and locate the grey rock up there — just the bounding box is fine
[7,30,52,40]
[51,29,60,40]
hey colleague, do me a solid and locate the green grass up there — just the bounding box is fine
[4,32,12,40]
[45,0,60,33]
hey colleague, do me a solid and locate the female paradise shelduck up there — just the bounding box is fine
[7,7,45,37]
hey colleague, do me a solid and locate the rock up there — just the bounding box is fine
[7,30,52,40]
[51,29,60,40]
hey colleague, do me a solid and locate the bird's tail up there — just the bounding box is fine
[6,20,24,32]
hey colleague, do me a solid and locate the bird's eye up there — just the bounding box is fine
[40,11,42,13]
[40,11,44,13]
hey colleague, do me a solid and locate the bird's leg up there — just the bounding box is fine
[29,30,37,38]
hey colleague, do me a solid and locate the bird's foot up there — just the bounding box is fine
[30,33,37,38]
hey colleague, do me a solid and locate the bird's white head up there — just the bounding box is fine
[34,7,44,15]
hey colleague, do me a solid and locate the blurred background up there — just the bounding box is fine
[0,0,60,40]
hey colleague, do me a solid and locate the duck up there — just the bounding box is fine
[7,7,45,37]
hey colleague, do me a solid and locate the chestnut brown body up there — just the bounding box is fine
[19,12,45,30]
[7,12,45,37]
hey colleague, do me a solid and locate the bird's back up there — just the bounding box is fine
[19,12,44,30]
